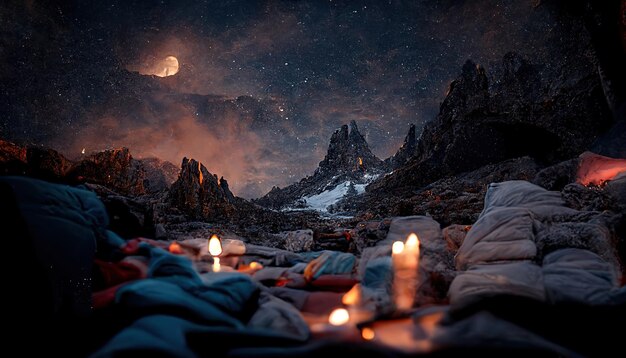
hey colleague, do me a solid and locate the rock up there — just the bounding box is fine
[140,157,180,193]
[0,140,70,181]
[0,139,27,163]
[255,121,383,210]
[349,218,392,253]
[98,194,151,239]
[25,146,72,181]
[168,157,235,221]
[384,123,417,170]
[368,47,612,197]
[67,148,146,196]
[605,172,626,207]
[533,158,579,191]
[283,229,314,252]
[443,224,470,253]
[561,183,618,212]
[362,156,540,227]
[318,120,382,175]
[154,223,167,239]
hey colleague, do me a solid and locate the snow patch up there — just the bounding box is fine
[303,181,352,212]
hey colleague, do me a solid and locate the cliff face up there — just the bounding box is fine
[168,158,235,220]
[369,50,612,195]
[384,124,417,170]
[67,148,146,196]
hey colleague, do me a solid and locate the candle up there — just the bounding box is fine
[168,241,183,254]
[361,327,375,341]
[208,234,223,272]
[328,308,350,326]
[392,233,420,312]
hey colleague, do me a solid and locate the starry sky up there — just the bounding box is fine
[0,0,567,197]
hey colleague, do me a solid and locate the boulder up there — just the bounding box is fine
[283,229,314,252]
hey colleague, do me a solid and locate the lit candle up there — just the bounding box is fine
[392,233,421,311]
[168,241,183,254]
[342,284,373,324]
[208,234,223,272]
[328,308,350,326]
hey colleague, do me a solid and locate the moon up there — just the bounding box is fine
[153,56,179,77]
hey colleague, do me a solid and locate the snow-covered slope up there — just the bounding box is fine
[301,181,367,212]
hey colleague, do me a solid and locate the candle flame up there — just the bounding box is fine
[342,284,361,305]
[81,148,85,154]
[208,234,222,256]
[328,308,350,326]
[392,241,405,255]
[249,262,261,269]
[169,241,183,254]
[361,327,375,340]
[358,157,363,166]
[406,233,419,251]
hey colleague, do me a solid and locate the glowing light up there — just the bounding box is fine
[392,241,405,255]
[249,262,261,269]
[136,55,180,77]
[406,233,419,251]
[198,162,203,184]
[208,234,222,256]
[81,148,86,154]
[169,241,183,254]
[209,234,222,272]
[358,157,363,166]
[342,284,361,306]
[361,327,375,340]
[328,308,350,326]
[155,56,179,77]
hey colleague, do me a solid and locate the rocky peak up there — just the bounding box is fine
[440,60,489,118]
[317,120,382,175]
[168,157,234,220]
[67,147,146,196]
[385,123,418,169]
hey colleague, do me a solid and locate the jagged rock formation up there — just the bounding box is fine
[0,140,71,181]
[368,50,612,196]
[67,148,146,196]
[168,158,235,220]
[255,121,383,210]
[317,120,382,175]
[384,123,417,170]
[0,140,180,196]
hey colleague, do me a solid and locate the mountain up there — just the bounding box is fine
[383,123,418,170]
[367,51,613,197]
[255,120,384,213]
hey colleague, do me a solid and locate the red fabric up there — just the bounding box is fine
[95,259,145,287]
[309,275,358,292]
[92,283,127,309]
[121,239,142,255]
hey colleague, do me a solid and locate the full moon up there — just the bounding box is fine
[152,56,179,77]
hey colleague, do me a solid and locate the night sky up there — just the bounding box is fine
[1,0,565,197]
